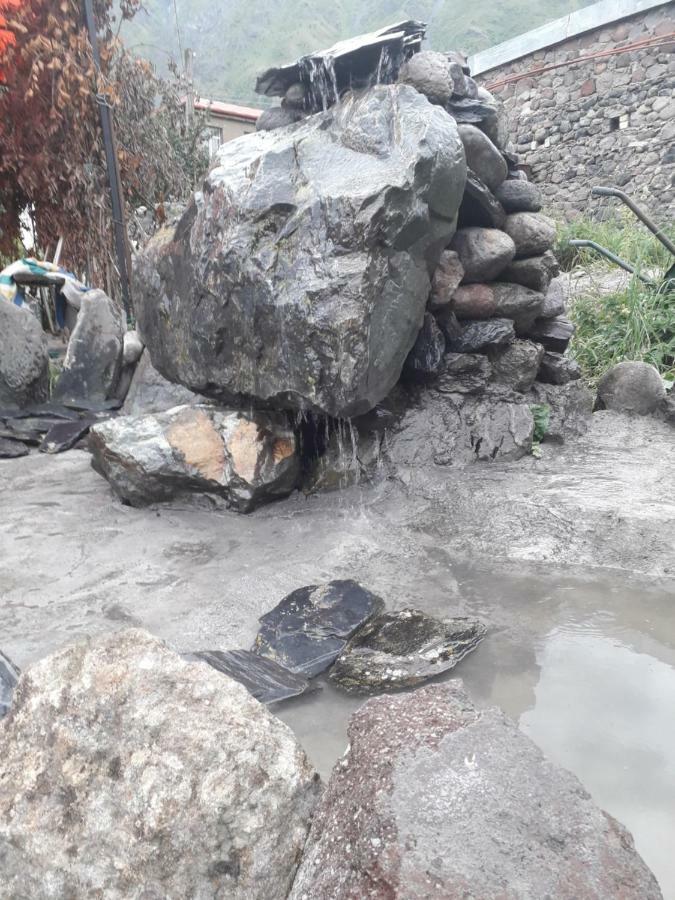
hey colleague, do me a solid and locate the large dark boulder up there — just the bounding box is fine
[290,683,661,900]
[53,290,125,404]
[134,85,466,419]
[0,302,49,409]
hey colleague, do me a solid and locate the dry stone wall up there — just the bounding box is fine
[475,2,675,221]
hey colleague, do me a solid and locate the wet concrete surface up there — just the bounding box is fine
[1,409,674,894]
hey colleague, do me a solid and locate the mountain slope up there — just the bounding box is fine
[121,0,595,105]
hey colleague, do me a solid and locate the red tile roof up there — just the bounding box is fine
[194,97,261,122]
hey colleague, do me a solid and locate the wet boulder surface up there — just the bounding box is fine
[290,682,662,900]
[134,84,467,419]
[0,630,321,900]
[329,609,486,693]
[89,405,300,512]
[253,580,385,676]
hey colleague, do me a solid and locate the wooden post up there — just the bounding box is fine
[83,0,133,319]
[185,48,195,130]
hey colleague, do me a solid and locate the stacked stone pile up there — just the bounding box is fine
[85,42,595,510]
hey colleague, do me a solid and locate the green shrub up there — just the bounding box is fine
[569,279,675,386]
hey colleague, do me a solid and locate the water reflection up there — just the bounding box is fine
[521,629,675,900]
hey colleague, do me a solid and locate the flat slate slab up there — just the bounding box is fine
[0,650,20,718]
[0,437,29,459]
[330,608,487,693]
[184,649,317,704]
[40,419,94,454]
[253,580,384,677]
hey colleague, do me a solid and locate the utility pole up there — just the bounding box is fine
[83,0,132,319]
[185,48,195,130]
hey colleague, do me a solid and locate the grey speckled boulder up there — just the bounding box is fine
[458,124,508,192]
[0,301,49,408]
[504,211,557,258]
[451,227,516,283]
[495,178,543,213]
[398,50,464,104]
[290,682,662,900]
[0,629,321,900]
[502,249,560,293]
[134,84,466,419]
[597,361,666,415]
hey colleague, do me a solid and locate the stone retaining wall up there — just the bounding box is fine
[472,1,675,222]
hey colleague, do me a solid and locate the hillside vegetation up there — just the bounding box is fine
[120,0,594,105]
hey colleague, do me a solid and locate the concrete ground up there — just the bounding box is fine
[1,409,673,669]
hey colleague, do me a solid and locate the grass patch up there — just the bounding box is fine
[555,211,674,274]
[570,280,675,387]
[556,214,675,387]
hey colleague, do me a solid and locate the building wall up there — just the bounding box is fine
[473,1,675,223]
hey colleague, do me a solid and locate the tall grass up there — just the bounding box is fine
[556,214,675,386]
[555,210,674,274]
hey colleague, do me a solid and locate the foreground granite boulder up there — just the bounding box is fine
[0,301,49,408]
[53,289,125,403]
[90,405,299,511]
[290,682,661,900]
[135,84,466,418]
[0,630,321,900]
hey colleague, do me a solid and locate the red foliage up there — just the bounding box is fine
[0,0,140,277]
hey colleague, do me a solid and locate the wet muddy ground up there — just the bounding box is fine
[1,409,674,895]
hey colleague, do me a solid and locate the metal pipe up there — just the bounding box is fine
[567,239,654,285]
[591,187,675,258]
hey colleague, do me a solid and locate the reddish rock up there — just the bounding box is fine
[452,284,496,320]
[290,683,662,900]
[429,250,465,311]
[580,78,596,97]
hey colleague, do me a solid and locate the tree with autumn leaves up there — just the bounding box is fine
[0,0,207,302]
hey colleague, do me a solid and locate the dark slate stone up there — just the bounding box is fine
[52,290,125,405]
[525,316,575,353]
[537,352,582,385]
[62,397,123,413]
[0,423,43,445]
[253,580,385,677]
[457,170,506,229]
[402,313,446,381]
[0,650,20,719]
[329,608,487,693]
[0,437,29,459]
[184,649,317,704]
[24,404,81,421]
[446,318,515,354]
[39,419,94,454]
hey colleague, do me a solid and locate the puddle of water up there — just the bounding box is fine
[276,562,675,899]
